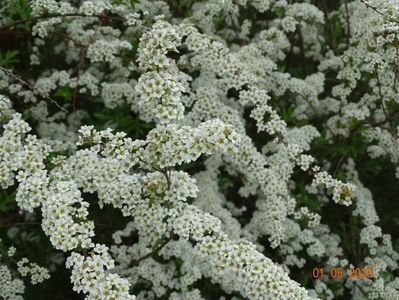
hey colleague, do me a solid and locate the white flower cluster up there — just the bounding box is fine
[139,119,239,169]
[41,180,95,251]
[0,240,50,299]
[101,82,137,109]
[137,20,180,70]
[0,115,137,299]
[66,244,135,300]
[135,21,188,123]
[17,258,50,285]
[0,114,51,211]
[31,0,75,37]
[343,159,399,299]
[172,206,222,241]
[0,240,25,300]
[135,70,186,123]
[311,167,355,206]
[240,88,287,136]
[79,0,111,16]
[0,95,13,121]
[87,39,132,64]
[0,265,25,300]
[3,0,399,299]
[196,235,313,300]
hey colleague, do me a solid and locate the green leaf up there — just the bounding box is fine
[0,190,16,213]
[0,50,19,66]
[54,86,73,101]
[14,0,32,19]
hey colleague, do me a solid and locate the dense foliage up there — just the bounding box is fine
[0,0,399,299]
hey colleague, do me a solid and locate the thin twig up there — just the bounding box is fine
[0,222,41,229]
[129,234,174,267]
[360,0,384,16]
[0,29,88,48]
[71,12,108,111]
[296,26,308,76]
[349,213,358,266]
[394,41,399,89]
[352,281,368,297]
[370,107,399,127]
[374,66,390,122]
[333,155,346,176]
[343,0,351,46]
[72,48,86,112]
[163,168,172,190]
[320,0,336,50]
[284,39,294,72]
[0,30,28,35]
[137,157,163,173]
[0,13,124,31]
[0,65,68,113]
[50,31,87,48]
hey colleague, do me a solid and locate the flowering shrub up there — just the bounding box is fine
[0,0,399,299]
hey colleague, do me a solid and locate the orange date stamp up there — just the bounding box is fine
[311,266,374,280]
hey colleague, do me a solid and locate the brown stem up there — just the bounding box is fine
[129,234,174,267]
[0,65,68,113]
[72,48,87,112]
[321,0,336,50]
[50,31,87,48]
[0,29,88,48]
[0,30,28,35]
[343,0,351,46]
[370,107,399,127]
[0,13,124,31]
[0,222,41,228]
[163,168,171,191]
[284,39,294,72]
[360,0,384,16]
[374,66,390,122]
[333,155,346,176]
[349,212,359,266]
[296,26,308,76]
[137,157,163,173]
[394,42,399,89]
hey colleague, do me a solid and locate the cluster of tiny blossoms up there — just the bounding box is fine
[17,258,50,285]
[0,239,50,299]
[135,20,186,123]
[0,112,135,299]
[1,0,399,299]
[196,235,313,300]
[66,244,134,300]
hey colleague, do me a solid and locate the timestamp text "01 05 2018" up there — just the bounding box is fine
[312,267,374,280]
